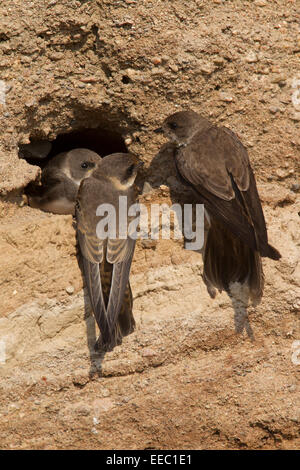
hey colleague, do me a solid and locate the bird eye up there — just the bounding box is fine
[169,122,178,130]
[81,162,89,169]
[126,164,135,176]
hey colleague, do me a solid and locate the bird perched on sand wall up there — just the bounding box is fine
[26,148,101,215]
[75,153,143,352]
[155,110,281,305]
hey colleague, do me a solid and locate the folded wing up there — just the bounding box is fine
[76,179,137,350]
[175,126,280,259]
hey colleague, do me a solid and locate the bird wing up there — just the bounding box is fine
[41,167,67,187]
[105,237,136,337]
[238,167,280,259]
[75,179,109,339]
[177,126,249,200]
[75,177,138,348]
[175,125,278,256]
[222,127,280,258]
[75,179,104,264]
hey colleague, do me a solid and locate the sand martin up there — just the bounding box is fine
[27,148,101,215]
[75,153,143,352]
[155,110,281,304]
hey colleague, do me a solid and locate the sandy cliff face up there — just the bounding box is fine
[0,0,299,449]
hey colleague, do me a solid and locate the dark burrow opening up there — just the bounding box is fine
[19,126,128,169]
[17,125,145,212]
[17,126,139,212]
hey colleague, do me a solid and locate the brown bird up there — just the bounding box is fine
[155,110,281,305]
[75,153,143,352]
[26,148,101,215]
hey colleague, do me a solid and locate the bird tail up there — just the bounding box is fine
[96,259,135,351]
[116,282,136,338]
[77,239,135,352]
[81,256,111,346]
[203,220,264,304]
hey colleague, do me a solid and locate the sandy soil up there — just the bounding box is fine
[0,0,299,449]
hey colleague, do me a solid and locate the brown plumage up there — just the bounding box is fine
[26,148,101,215]
[156,110,281,304]
[99,258,134,343]
[76,153,142,352]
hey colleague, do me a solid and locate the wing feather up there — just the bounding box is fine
[106,237,136,335]
[175,125,280,258]
[81,256,110,343]
[75,174,138,350]
[75,193,104,264]
[75,187,109,341]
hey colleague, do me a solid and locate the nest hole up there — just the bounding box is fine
[19,126,128,169]
[121,75,131,84]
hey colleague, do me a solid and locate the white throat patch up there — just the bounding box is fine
[109,176,135,191]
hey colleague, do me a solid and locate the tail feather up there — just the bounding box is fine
[96,259,135,351]
[203,220,264,304]
[117,283,136,337]
[80,253,135,352]
[248,250,264,305]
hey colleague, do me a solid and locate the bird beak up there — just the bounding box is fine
[136,161,144,169]
[154,127,163,134]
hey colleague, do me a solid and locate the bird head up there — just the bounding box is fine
[93,153,144,190]
[68,148,102,182]
[155,110,210,146]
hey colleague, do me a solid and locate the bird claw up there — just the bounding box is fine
[94,334,123,353]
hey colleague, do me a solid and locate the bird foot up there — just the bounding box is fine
[94,335,123,353]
